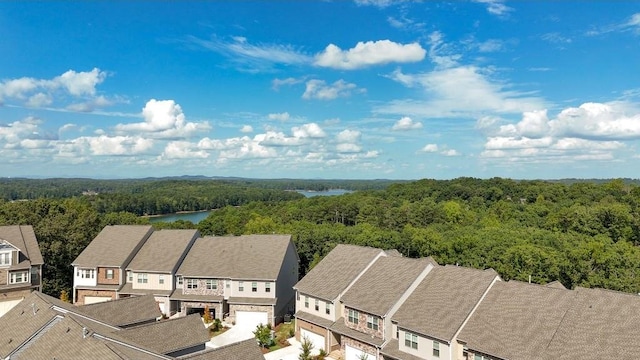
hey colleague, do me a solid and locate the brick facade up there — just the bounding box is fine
[343,306,384,339]
[0,268,6,286]
[182,279,224,296]
[76,289,116,305]
[229,303,273,326]
[97,267,120,285]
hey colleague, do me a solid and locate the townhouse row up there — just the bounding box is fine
[293,244,640,360]
[72,225,298,328]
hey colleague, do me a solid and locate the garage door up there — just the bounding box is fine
[345,345,375,360]
[0,298,23,318]
[84,296,112,305]
[235,310,268,329]
[300,328,325,352]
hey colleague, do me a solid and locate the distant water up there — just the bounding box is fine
[149,189,352,224]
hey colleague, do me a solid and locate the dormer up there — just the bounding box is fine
[0,240,19,267]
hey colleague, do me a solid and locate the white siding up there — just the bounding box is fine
[398,329,451,360]
[296,292,336,322]
[131,272,172,291]
[73,266,97,287]
[228,280,275,298]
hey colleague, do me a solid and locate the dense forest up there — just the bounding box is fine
[1,177,639,299]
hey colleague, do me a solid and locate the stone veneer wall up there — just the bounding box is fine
[182,279,224,296]
[343,306,384,339]
[76,289,116,305]
[342,336,377,358]
[229,304,274,326]
[180,300,223,320]
[0,268,7,285]
[97,267,120,285]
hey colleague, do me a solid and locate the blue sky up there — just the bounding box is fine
[1,1,639,180]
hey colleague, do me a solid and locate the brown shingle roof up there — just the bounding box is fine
[457,280,576,360]
[381,339,425,360]
[179,338,264,360]
[117,314,210,354]
[294,311,336,329]
[118,282,172,297]
[393,265,498,343]
[0,292,58,357]
[341,256,436,317]
[72,225,153,267]
[127,229,199,272]
[294,244,383,301]
[541,287,640,359]
[76,294,161,327]
[177,234,293,280]
[0,225,43,265]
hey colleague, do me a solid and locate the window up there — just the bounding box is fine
[159,275,164,285]
[106,269,114,279]
[137,273,148,284]
[348,309,359,324]
[187,279,198,289]
[80,269,95,279]
[366,315,379,331]
[252,282,257,292]
[206,279,217,290]
[127,271,133,282]
[325,303,331,315]
[10,271,28,284]
[239,281,244,292]
[177,276,183,286]
[404,332,418,350]
[474,355,486,360]
[433,341,440,357]
[265,282,271,293]
[304,296,309,308]
[0,252,10,266]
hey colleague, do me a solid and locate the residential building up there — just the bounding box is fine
[0,291,264,360]
[172,234,299,328]
[119,229,200,316]
[0,225,44,316]
[72,225,154,305]
[384,265,499,360]
[332,255,437,360]
[293,244,389,354]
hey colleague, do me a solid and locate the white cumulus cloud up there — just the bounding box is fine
[292,123,327,138]
[268,112,290,121]
[392,116,423,131]
[315,40,426,70]
[421,144,439,152]
[115,99,211,138]
[302,79,361,100]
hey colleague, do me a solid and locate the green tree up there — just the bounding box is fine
[298,336,314,360]
[253,323,273,348]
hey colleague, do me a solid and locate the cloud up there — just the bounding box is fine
[392,116,423,131]
[53,68,106,96]
[268,112,290,121]
[314,40,426,70]
[427,31,461,69]
[336,129,361,143]
[302,79,361,100]
[115,99,211,138]
[587,12,640,36]
[472,0,513,17]
[272,77,304,91]
[240,125,253,133]
[292,123,326,138]
[541,32,572,44]
[354,0,404,8]
[477,39,506,53]
[161,141,209,159]
[26,93,53,108]
[441,149,460,156]
[86,135,154,156]
[421,144,438,152]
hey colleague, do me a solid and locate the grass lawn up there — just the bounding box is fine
[261,322,295,353]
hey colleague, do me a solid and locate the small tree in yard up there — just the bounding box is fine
[298,336,314,360]
[253,323,273,348]
[59,290,70,303]
[203,305,213,324]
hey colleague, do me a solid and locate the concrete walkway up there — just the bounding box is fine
[263,337,302,360]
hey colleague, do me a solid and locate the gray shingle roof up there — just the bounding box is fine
[541,287,640,359]
[76,294,161,327]
[457,280,576,360]
[294,244,383,301]
[393,265,498,343]
[177,234,293,280]
[72,225,154,267]
[341,256,436,317]
[117,314,210,354]
[0,292,58,357]
[294,310,336,329]
[127,229,199,272]
[178,338,264,360]
[0,225,44,265]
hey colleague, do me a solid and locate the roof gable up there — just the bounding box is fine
[117,314,209,354]
[127,229,199,272]
[0,225,44,265]
[72,225,153,267]
[294,244,384,301]
[75,294,161,327]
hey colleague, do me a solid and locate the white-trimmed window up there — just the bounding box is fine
[137,273,148,284]
[433,341,440,357]
[315,299,320,311]
[206,279,217,290]
[0,252,11,266]
[177,276,183,286]
[159,275,165,285]
[405,332,418,350]
[127,271,133,282]
[304,296,309,308]
[348,309,359,324]
[106,269,114,279]
[252,282,258,292]
[265,282,271,293]
[367,315,379,331]
[79,269,95,279]
[474,355,487,360]
[187,278,198,289]
[325,302,331,315]
[239,281,244,292]
[10,271,28,284]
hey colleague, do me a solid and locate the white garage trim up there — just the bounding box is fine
[235,310,269,329]
[84,296,112,304]
[345,345,375,360]
[300,328,325,352]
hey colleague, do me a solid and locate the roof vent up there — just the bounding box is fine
[32,303,36,315]
[82,327,88,339]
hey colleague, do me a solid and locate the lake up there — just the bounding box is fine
[149,189,353,224]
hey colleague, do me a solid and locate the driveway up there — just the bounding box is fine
[263,337,302,360]
[206,322,256,348]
